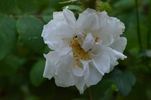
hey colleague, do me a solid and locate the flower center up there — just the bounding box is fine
[70,36,91,66]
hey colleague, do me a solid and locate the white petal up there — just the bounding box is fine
[72,60,89,77]
[42,11,74,50]
[82,61,90,80]
[53,12,64,20]
[85,62,103,87]
[97,11,125,46]
[109,47,127,60]
[82,33,95,51]
[43,47,71,79]
[110,37,127,53]
[43,51,60,79]
[92,47,111,75]
[76,8,100,33]
[54,54,76,87]
[92,45,126,75]
[105,47,127,70]
[74,61,90,94]
[45,40,68,50]
[72,66,84,77]
[75,77,86,94]
[63,9,76,29]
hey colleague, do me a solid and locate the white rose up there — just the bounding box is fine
[42,8,127,94]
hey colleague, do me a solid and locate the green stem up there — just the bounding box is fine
[88,88,93,100]
[147,30,150,49]
[135,0,143,52]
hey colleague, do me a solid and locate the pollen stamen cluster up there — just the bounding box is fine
[70,36,91,66]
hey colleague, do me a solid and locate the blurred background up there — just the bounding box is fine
[0,0,151,100]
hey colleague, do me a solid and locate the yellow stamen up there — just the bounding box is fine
[70,36,91,66]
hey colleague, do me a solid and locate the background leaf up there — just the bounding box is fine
[0,15,17,60]
[110,70,136,96]
[17,16,44,53]
[30,60,45,86]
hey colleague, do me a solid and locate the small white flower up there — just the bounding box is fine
[42,8,127,94]
[145,50,151,57]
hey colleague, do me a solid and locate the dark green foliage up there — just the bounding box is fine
[30,60,45,86]
[110,70,136,96]
[0,15,17,60]
[17,16,44,53]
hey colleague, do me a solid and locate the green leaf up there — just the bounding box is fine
[50,0,62,9]
[30,60,45,86]
[90,79,113,100]
[0,15,17,60]
[0,55,25,76]
[101,87,114,100]
[0,0,16,13]
[16,0,37,13]
[113,0,135,11]
[110,69,136,96]
[42,9,53,23]
[97,1,112,13]
[17,16,44,53]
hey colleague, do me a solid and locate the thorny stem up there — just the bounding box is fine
[135,0,143,52]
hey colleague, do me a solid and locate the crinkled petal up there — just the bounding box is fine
[97,11,125,46]
[105,47,127,70]
[43,47,71,79]
[74,61,89,94]
[110,37,127,53]
[76,8,100,33]
[85,62,103,87]
[43,51,60,79]
[75,77,86,94]
[82,33,95,51]
[63,9,76,29]
[72,66,84,77]
[92,45,126,75]
[42,11,74,50]
[108,47,127,60]
[54,54,76,87]
[45,40,69,50]
[82,61,90,80]
[72,60,89,77]
[92,47,111,75]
